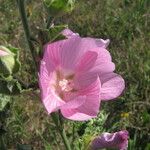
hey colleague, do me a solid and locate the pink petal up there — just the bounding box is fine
[44,40,66,66]
[43,90,65,114]
[60,36,81,70]
[100,73,125,100]
[74,48,114,89]
[76,51,98,73]
[90,48,115,74]
[74,72,97,89]
[39,61,64,113]
[95,39,110,48]
[60,77,101,121]
[39,61,55,99]
[91,130,129,150]
[61,29,79,38]
[60,96,86,109]
[95,48,112,62]
[91,62,115,75]
[60,36,110,71]
[0,49,9,56]
[40,40,66,98]
[80,37,110,50]
[62,29,110,48]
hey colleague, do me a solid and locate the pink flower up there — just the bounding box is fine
[39,29,125,121]
[91,130,129,150]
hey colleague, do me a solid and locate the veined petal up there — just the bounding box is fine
[76,51,98,73]
[39,61,65,113]
[91,62,115,75]
[89,48,115,74]
[43,90,65,114]
[100,73,125,100]
[74,61,115,90]
[74,71,97,89]
[60,96,86,109]
[44,40,66,66]
[61,77,101,121]
[60,36,81,70]
[39,60,55,99]
[95,48,112,62]
[74,48,114,88]
[60,36,110,71]
[41,40,66,99]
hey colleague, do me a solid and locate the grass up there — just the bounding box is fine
[0,0,150,149]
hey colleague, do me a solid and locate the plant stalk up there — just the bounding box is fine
[51,113,72,150]
[46,15,51,29]
[59,129,72,150]
[17,0,38,70]
[0,136,6,150]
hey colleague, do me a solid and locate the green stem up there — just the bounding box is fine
[71,123,75,147]
[0,136,6,150]
[17,0,38,70]
[46,15,51,29]
[59,129,72,150]
[51,113,72,150]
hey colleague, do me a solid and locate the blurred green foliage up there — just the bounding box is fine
[0,0,149,149]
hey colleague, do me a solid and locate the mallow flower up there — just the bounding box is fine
[91,130,129,150]
[39,29,125,121]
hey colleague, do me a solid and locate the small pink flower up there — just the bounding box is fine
[91,130,129,150]
[39,29,125,121]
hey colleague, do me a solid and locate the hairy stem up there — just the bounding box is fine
[17,0,38,70]
[51,113,72,150]
[59,129,72,150]
[46,15,51,29]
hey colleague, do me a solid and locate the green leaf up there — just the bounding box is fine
[0,79,22,95]
[0,94,11,111]
[6,45,19,55]
[7,80,22,94]
[38,25,67,45]
[47,25,68,42]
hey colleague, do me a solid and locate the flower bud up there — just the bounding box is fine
[91,130,129,150]
[0,46,20,78]
[43,0,75,17]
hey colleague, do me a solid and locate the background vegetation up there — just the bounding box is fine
[0,0,149,149]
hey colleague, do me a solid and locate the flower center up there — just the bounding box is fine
[53,70,77,100]
[59,79,74,92]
